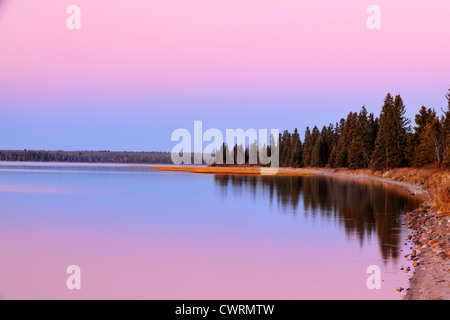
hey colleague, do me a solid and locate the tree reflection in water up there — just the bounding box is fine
[214,174,422,261]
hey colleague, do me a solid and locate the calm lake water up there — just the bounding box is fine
[0,162,421,299]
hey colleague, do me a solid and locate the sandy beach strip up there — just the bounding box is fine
[150,166,315,176]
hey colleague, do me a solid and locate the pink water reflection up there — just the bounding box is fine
[0,165,419,300]
[0,217,410,300]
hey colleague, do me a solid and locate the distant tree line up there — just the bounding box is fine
[2,89,449,170]
[220,89,450,171]
[0,150,173,164]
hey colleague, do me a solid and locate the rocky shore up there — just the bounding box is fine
[403,202,450,300]
[290,167,449,300]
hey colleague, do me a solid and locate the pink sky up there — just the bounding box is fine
[0,0,449,150]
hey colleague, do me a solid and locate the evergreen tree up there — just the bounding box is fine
[289,128,303,167]
[407,106,437,166]
[415,116,443,166]
[371,93,410,170]
[248,140,258,165]
[405,132,417,166]
[310,126,321,167]
[348,106,373,169]
[263,133,279,167]
[329,119,345,168]
[214,143,226,164]
[302,127,313,167]
[319,125,334,167]
[368,113,379,152]
[279,130,292,167]
[388,94,410,167]
[334,112,357,168]
[371,93,395,171]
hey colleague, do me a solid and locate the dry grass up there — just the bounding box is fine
[153,166,263,175]
[376,167,438,185]
[376,167,450,217]
[428,172,450,216]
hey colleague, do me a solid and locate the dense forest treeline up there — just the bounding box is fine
[220,89,450,171]
[0,150,173,164]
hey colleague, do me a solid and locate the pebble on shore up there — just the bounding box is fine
[403,202,450,300]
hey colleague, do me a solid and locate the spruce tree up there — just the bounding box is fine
[334,112,357,168]
[371,93,411,170]
[319,125,333,167]
[415,117,442,166]
[407,106,437,166]
[280,130,292,167]
[388,94,410,167]
[348,106,372,169]
[290,128,303,167]
[371,93,395,171]
[328,119,345,168]
[368,113,379,156]
[302,127,313,167]
[310,126,321,167]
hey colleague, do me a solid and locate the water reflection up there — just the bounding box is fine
[214,175,422,261]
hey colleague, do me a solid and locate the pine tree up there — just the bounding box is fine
[302,127,313,167]
[348,106,373,169]
[388,94,410,167]
[279,130,292,167]
[289,128,303,167]
[405,132,418,166]
[368,113,379,153]
[310,126,321,167]
[214,143,226,165]
[248,140,258,165]
[371,93,395,171]
[328,119,345,168]
[264,133,279,167]
[319,125,333,167]
[407,106,437,166]
[371,93,410,170]
[334,112,357,168]
[415,117,442,166]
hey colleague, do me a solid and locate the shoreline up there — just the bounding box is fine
[287,168,449,300]
[153,165,449,300]
[151,166,315,176]
[280,167,430,199]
